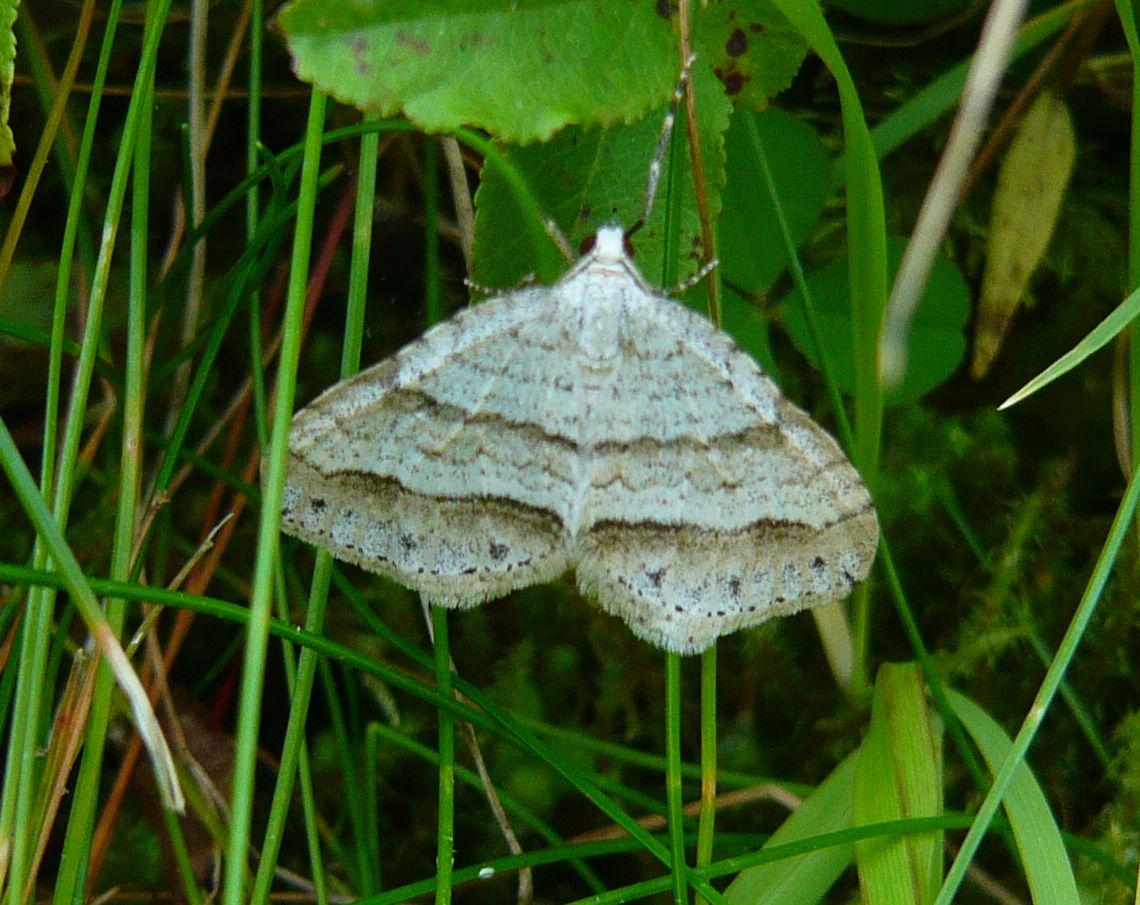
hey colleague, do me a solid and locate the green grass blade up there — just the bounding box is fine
[932,459,1140,904]
[999,284,1140,410]
[1,556,736,901]
[367,721,606,892]
[221,87,328,905]
[1118,0,1140,486]
[770,0,887,698]
[724,755,857,903]
[50,16,161,903]
[0,418,183,813]
[948,691,1080,904]
[772,0,886,476]
[253,112,380,905]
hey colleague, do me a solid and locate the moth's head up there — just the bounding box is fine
[583,225,633,264]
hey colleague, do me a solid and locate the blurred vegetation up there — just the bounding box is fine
[1,0,1138,903]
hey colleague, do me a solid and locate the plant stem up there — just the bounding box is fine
[666,652,687,905]
[222,86,327,905]
[694,647,717,905]
[433,605,455,905]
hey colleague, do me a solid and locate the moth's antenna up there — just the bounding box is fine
[542,217,577,262]
[634,52,698,238]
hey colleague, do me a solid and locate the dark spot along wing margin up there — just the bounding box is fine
[279,457,572,607]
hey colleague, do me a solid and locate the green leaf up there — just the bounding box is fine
[717,106,830,374]
[972,91,1075,379]
[947,690,1081,905]
[470,63,733,291]
[999,283,1140,410]
[854,663,943,905]
[781,237,969,406]
[720,106,830,294]
[724,754,857,904]
[276,0,806,145]
[695,0,808,111]
[0,0,16,169]
[277,0,672,143]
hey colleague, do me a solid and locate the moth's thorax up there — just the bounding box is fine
[568,227,651,364]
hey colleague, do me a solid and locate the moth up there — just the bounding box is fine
[270,57,877,654]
